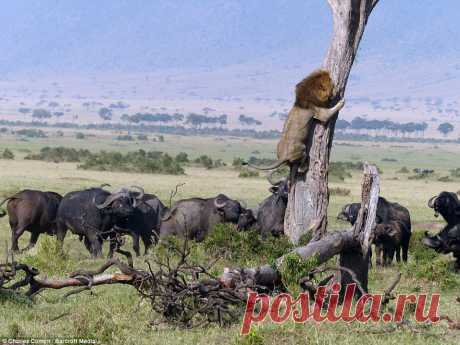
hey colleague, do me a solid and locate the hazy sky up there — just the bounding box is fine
[0,1,459,76]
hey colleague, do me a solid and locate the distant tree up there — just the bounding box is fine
[53,111,64,117]
[18,107,31,115]
[437,122,454,137]
[75,132,85,139]
[2,149,14,160]
[238,114,262,126]
[98,107,113,121]
[175,152,189,163]
[48,101,59,108]
[32,108,52,119]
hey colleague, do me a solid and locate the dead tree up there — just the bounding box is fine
[222,163,379,295]
[284,0,380,244]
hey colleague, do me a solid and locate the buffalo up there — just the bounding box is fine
[237,208,257,231]
[160,194,243,241]
[424,192,460,268]
[427,191,460,225]
[255,175,289,238]
[114,193,167,256]
[0,190,62,252]
[337,196,411,264]
[55,186,142,257]
[373,220,409,266]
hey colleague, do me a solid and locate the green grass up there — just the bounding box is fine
[1,131,460,344]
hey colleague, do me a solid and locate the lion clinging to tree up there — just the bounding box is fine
[246,69,345,186]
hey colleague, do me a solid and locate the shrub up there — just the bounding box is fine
[137,134,148,141]
[438,176,452,182]
[239,169,259,178]
[279,252,320,295]
[397,166,410,173]
[15,129,47,138]
[116,134,134,141]
[75,132,85,139]
[22,237,74,276]
[78,149,185,175]
[2,149,14,160]
[194,155,224,169]
[25,146,91,162]
[204,224,294,267]
[175,152,189,163]
[330,187,351,196]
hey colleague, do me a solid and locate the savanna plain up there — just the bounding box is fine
[0,129,459,345]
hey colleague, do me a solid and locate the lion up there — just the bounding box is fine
[245,69,345,186]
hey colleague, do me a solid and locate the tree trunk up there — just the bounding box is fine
[284,0,380,244]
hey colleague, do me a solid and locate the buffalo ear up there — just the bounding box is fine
[454,206,460,215]
[269,186,279,193]
[375,215,383,224]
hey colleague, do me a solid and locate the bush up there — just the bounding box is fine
[397,166,410,174]
[75,132,85,139]
[2,149,14,160]
[330,187,351,196]
[203,224,294,267]
[194,155,225,169]
[25,146,91,162]
[238,169,259,178]
[22,237,74,276]
[175,152,189,163]
[78,149,185,175]
[137,134,148,141]
[15,129,47,138]
[116,134,134,141]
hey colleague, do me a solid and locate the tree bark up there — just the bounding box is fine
[284,0,380,244]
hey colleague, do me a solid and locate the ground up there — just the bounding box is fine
[0,129,459,344]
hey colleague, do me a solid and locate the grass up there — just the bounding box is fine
[0,131,460,344]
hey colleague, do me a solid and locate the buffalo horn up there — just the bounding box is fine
[94,192,124,209]
[214,197,228,209]
[130,185,145,200]
[427,195,437,208]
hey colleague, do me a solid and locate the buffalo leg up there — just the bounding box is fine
[385,247,395,266]
[132,233,141,257]
[375,244,383,266]
[402,239,409,263]
[23,232,40,252]
[55,221,67,250]
[395,246,401,263]
[11,226,26,253]
[141,233,153,255]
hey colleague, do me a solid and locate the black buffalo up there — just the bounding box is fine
[237,208,257,231]
[160,194,243,241]
[337,197,411,264]
[374,220,409,266]
[0,190,62,252]
[427,191,460,225]
[255,176,289,237]
[114,193,167,256]
[424,192,460,268]
[56,186,142,257]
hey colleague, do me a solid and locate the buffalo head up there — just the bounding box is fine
[237,208,257,231]
[94,186,145,218]
[214,194,242,223]
[427,191,460,224]
[337,203,360,225]
[267,172,289,201]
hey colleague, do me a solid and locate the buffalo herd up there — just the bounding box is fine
[1,181,459,269]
